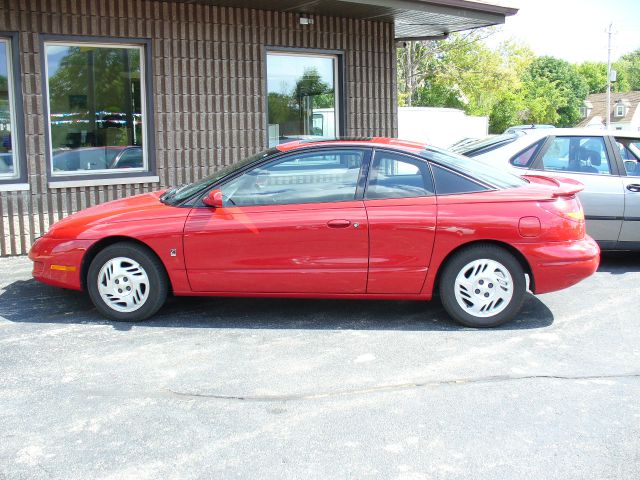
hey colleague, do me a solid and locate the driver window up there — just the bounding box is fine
[541,136,612,175]
[221,149,365,206]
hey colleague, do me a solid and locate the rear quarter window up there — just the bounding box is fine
[420,146,527,190]
[510,140,544,168]
[431,165,488,195]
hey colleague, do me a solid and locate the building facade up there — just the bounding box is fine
[0,0,514,256]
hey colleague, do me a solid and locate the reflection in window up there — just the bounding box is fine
[45,43,146,175]
[267,52,339,147]
[0,39,17,179]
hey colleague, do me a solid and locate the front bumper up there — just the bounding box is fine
[28,236,94,290]
[517,235,600,295]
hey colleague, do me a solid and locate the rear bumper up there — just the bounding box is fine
[28,236,93,290]
[517,235,600,294]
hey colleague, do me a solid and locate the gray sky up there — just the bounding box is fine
[486,0,640,63]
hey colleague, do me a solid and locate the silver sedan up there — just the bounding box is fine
[452,128,640,250]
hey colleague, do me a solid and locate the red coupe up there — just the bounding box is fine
[29,138,600,327]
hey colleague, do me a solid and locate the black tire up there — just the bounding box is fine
[438,244,526,328]
[87,242,168,321]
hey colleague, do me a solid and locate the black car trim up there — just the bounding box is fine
[585,215,623,221]
[614,241,640,251]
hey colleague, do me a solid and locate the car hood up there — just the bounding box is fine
[45,190,187,238]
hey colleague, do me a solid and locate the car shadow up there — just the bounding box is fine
[598,251,640,274]
[0,279,554,331]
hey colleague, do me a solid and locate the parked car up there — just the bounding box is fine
[29,138,599,328]
[503,124,555,134]
[453,128,640,250]
[52,146,143,172]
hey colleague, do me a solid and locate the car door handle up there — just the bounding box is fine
[627,184,640,193]
[327,219,351,228]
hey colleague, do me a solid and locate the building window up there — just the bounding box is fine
[615,104,625,117]
[0,36,22,183]
[579,106,588,118]
[266,51,342,147]
[44,41,150,177]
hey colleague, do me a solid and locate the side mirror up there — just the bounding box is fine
[203,189,224,208]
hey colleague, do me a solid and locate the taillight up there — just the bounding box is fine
[539,196,584,222]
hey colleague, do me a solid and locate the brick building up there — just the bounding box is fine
[0,0,515,255]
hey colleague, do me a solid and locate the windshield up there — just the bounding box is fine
[451,133,520,157]
[162,148,278,205]
[419,146,527,189]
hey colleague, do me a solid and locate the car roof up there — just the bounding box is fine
[518,127,640,139]
[507,124,555,130]
[274,137,428,154]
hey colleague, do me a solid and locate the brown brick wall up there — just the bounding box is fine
[0,0,397,256]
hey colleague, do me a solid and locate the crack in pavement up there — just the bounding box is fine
[165,372,640,402]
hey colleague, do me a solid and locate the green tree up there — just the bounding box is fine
[489,91,526,134]
[577,62,608,94]
[397,32,541,133]
[576,61,630,94]
[397,32,535,116]
[615,49,640,91]
[525,56,589,127]
[522,75,567,124]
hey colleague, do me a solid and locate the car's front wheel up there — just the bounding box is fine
[87,242,168,321]
[439,244,526,328]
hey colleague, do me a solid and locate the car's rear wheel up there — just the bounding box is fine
[439,245,526,328]
[87,242,168,321]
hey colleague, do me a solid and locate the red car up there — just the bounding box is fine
[29,138,600,327]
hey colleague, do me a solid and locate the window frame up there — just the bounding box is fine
[264,47,346,147]
[372,147,493,197]
[365,149,435,200]
[509,139,546,169]
[40,35,156,184]
[530,135,622,177]
[0,32,27,189]
[615,104,625,117]
[217,146,371,207]
[612,136,640,177]
[429,163,490,196]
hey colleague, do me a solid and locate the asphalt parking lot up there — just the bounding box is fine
[1,253,639,480]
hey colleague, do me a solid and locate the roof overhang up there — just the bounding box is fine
[177,0,518,41]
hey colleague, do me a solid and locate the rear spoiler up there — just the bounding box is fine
[521,174,585,198]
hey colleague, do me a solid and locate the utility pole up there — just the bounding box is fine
[606,23,613,129]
